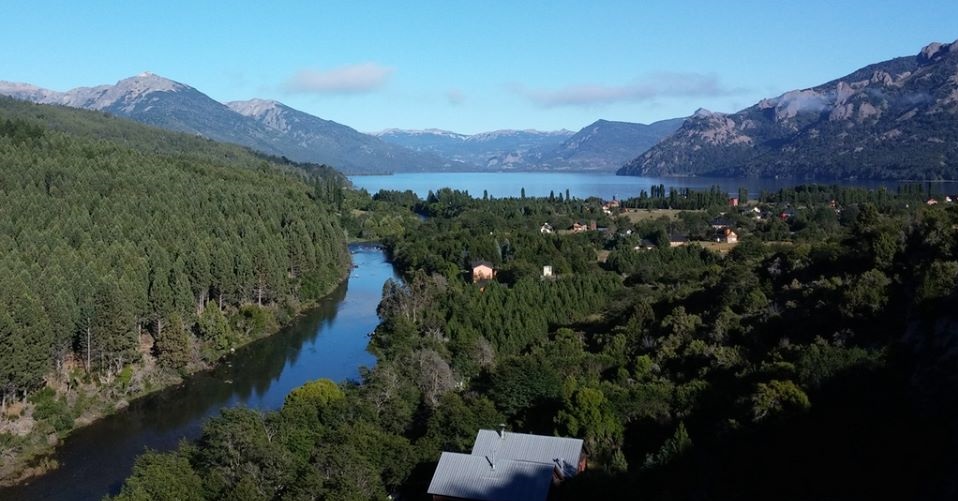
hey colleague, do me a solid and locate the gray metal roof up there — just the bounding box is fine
[471,430,583,479]
[427,452,555,501]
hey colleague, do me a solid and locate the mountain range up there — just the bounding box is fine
[0,72,684,175]
[378,117,685,171]
[375,128,574,169]
[619,39,958,180]
[0,73,459,174]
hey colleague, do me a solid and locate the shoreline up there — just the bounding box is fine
[0,257,354,488]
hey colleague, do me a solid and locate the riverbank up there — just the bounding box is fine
[0,258,355,488]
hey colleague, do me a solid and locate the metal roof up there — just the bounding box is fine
[427,452,555,501]
[471,430,583,479]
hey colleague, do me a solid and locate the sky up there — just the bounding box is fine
[1,1,956,134]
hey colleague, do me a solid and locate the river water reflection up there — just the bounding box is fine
[2,245,395,501]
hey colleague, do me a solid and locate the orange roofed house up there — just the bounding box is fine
[428,429,586,501]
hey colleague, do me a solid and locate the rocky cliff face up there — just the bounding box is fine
[619,40,958,180]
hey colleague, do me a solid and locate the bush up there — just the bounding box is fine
[29,388,75,433]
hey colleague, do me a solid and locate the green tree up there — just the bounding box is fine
[751,379,811,422]
[111,451,204,501]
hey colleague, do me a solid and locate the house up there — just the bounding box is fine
[728,197,739,207]
[746,206,765,220]
[539,222,554,234]
[428,429,586,501]
[602,197,620,214]
[669,232,689,247]
[634,238,656,251]
[542,265,553,278]
[710,216,733,230]
[571,222,588,233]
[471,261,496,283]
[723,228,738,244]
[927,198,939,205]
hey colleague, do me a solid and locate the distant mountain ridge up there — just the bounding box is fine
[529,117,686,171]
[619,40,958,180]
[378,118,684,171]
[375,128,574,168]
[0,73,460,174]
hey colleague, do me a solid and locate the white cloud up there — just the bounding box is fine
[512,72,745,108]
[283,62,393,95]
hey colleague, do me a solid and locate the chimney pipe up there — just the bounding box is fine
[498,423,506,438]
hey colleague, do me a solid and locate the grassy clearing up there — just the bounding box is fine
[621,208,699,223]
[697,241,739,254]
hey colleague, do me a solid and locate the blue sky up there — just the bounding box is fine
[1,1,956,134]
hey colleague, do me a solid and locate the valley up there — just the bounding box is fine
[2,4,958,500]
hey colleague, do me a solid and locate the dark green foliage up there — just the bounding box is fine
[111,450,204,501]
[27,388,74,433]
[155,314,193,371]
[115,189,958,500]
[0,97,348,403]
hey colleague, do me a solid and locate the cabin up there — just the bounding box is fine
[602,197,620,215]
[669,232,689,247]
[710,216,733,230]
[723,228,738,244]
[427,429,586,501]
[471,261,496,283]
[634,238,656,251]
[542,265,553,278]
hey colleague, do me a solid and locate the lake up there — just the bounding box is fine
[349,171,914,200]
[1,245,396,501]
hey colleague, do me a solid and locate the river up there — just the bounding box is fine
[1,245,396,501]
[348,171,922,200]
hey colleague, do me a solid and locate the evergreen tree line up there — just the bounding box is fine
[0,100,349,407]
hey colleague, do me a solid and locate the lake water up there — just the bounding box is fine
[349,171,912,200]
[1,245,396,501]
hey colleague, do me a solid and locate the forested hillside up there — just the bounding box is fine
[111,186,958,500]
[0,97,349,481]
